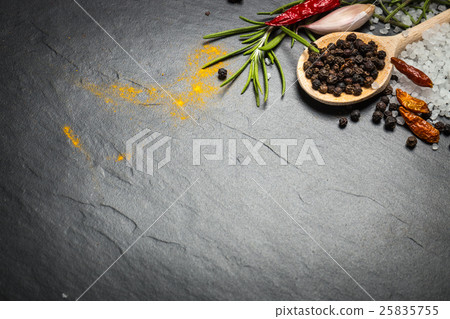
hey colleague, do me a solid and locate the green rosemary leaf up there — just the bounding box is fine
[241,61,253,94]
[305,29,316,42]
[203,25,263,39]
[257,12,272,15]
[201,41,257,69]
[253,56,263,93]
[259,33,286,51]
[220,58,252,87]
[253,77,260,107]
[260,55,269,102]
[385,0,413,22]
[270,51,286,95]
[241,29,266,44]
[240,30,265,38]
[280,26,318,53]
[291,37,295,48]
[239,16,267,26]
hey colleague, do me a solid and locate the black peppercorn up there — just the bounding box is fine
[311,73,319,82]
[376,101,387,112]
[312,79,321,90]
[327,74,338,84]
[384,85,393,95]
[352,74,363,84]
[354,55,363,64]
[377,50,386,59]
[346,33,357,42]
[363,76,374,88]
[339,117,348,128]
[406,136,417,149]
[389,103,399,111]
[368,40,377,49]
[372,111,383,123]
[420,112,431,120]
[313,60,325,68]
[384,110,392,118]
[345,85,355,95]
[344,49,353,57]
[353,84,362,96]
[434,121,445,132]
[380,96,390,104]
[218,68,227,80]
[303,61,313,70]
[343,67,354,77]
[337,82,346,90]
[319,69,328,80]
[308,53,319,62]
[327,85,336,94]
[371,69,379,80]
[363,61,375,71]
[319,84,328,94]
[443,124,450,136]
[385,116,396,130]
[305,68,314,79]
[391,74,398,81]
[205,11,211,16]
[344,77,353,85]
[333,87,343,97]
[350,109,361,122]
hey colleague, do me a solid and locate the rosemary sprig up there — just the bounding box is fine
[202,13,318,106]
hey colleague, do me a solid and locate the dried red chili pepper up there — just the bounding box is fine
[399,106,440,144]
[266,0,340,26]
[391,57,433,88]
[396,89,429,114]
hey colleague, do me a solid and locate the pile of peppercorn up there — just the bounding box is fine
[303,33,386,97]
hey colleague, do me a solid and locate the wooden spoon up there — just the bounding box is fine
[297,9,450,106]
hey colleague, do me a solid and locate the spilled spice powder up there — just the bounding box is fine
[79,44,227,121]
[63,126,90,160]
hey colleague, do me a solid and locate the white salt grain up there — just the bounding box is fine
[372,82,380,89]
[432,144,439,151]
[396,117,405,125]
[267,73,271,80]
[265,58,271,66]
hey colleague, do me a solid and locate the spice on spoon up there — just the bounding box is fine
[396,89,429,114]
[391,57,433,88]
[399,106,440,144]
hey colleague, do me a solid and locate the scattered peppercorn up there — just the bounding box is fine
[205,11,210,16]
[384,85,393,95]
[406,136,417,149]
[391,74,398,82]
[380,96,389,104]
[421,112,431,120]
[350,109,361,122]
[218,68,227,80]
[443,124,450,136]
[376,101,387,112]
[339,117,348,128]
[385,116,396,130]
[384,110,392,118]
[389,103,399,111]
[434,121,445,132]
[372,111,383,123]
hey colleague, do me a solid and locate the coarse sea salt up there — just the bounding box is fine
[392,23,450,119]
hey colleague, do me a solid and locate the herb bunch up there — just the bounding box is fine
[202,2,319,106]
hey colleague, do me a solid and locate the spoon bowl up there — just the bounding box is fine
[297,9,450,106]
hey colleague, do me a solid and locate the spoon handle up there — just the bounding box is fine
[393,9,450,56]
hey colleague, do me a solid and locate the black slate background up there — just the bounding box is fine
[1,0,449,301]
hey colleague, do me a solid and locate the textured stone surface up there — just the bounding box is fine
[1,0,449,301]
